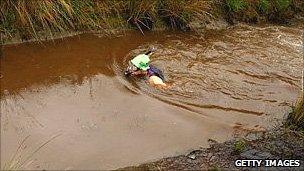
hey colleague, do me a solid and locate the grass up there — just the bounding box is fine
[275,0,291,11]
[0,0,211,42]
[2,134,61,170]
[224,0,303,23]
[259,0,271,13]
[226,0,246,12]
[286,94,304,131]
[233,139,247,154]
[208,165,220,171]
[0,0,303,42]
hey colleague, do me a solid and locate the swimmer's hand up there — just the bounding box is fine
[124,71,131,76]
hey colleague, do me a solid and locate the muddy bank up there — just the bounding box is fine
[122,126,304,170]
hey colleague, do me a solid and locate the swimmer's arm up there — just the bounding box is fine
[131,70,147,76]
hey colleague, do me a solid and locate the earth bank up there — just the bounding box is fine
[121,126,304,170]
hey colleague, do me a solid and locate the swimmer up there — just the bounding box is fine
[124,48,167,88]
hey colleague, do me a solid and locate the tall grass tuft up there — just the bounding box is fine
[159,0,210,30]
[1,0,303,42]
[224,0,303,23]
[121,0,158,34]
[0,0,211,41]
[286,94,304,130]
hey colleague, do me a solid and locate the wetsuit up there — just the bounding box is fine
[147,65,165,81]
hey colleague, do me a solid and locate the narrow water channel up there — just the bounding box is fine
[1,24,302,170]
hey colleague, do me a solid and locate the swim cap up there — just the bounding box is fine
[131,54,150,70]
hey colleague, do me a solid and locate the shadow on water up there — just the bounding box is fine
[1,24,303,170]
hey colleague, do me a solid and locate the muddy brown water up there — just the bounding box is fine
[1,24,303,170]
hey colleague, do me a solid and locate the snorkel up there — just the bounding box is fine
[145,47,156,55]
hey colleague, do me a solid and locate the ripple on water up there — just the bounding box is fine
[118,24,302,121]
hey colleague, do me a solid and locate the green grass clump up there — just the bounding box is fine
[226,0,246,12]
[259,0,271,13]
[233,139,247,153]
[275,0,291,11]
[224,0,303,23]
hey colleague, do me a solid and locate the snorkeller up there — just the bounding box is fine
[124,47,167,87]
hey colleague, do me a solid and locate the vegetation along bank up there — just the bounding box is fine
[1,0,304,43]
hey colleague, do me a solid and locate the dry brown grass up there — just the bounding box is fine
[0,0,211,41]
[1,0,303,42]
[287,93,304,130]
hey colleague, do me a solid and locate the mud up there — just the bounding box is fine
[123,127,304,171]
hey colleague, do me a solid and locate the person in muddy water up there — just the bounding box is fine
[124,47,167,88]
